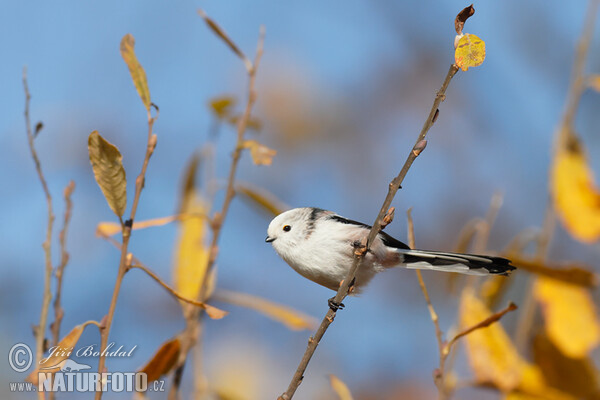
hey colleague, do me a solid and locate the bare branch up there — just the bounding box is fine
[95,76,159,400]
[169,23,266,400]
[280,63,460,400]
[51,181,75,347]
[23,68,56,374]
[128,264,227,317]
[445,302,518,352]
[406,210,446,399]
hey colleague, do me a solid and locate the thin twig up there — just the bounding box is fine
[279,63,460,400]
[169,21,266,400]
[23,68,55,380]
[406,210,446,399]
[445,302,518,351]
[128,264,225,312]
[50,181,75,348]
[95,104,158,400]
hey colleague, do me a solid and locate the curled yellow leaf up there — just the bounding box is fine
[329,374,354,400]
[214,290,317,331]
[139,338,181,383]
[243,139,277,166]
[455,33,486,71]
[460,288,524,392]
[551,134,600,243]
[533,277,600,358]
[120,34,151,111]
[88,131,127,217]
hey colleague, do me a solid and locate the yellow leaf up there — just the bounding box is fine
[120,34,151,111]
[533,277,600,358]
[139,338,181,383]
[532,334,600,398]
[455,33,486,71]
[96,215,183,237]
[214,290,317,331]
[243,140,276,166]
[209,96,236,119]
[88,131,127,217]
[507,256,598,288]
[460,288,525,392]
[96,221,122,237]
[329,374,354,400]
[27,323,89,384]
[551,134,600,242]
[173,192,210,301]
[235,184,287,217]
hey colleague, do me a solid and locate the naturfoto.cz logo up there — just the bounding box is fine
[8,342,165,393]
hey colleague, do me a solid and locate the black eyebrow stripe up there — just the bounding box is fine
[305,207,325,239]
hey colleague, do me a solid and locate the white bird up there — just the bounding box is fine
[266,208,515,306]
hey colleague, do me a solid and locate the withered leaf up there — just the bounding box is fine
[120,34,151,111]
[88,131,127,217]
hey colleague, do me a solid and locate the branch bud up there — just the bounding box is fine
[381,207,396,229]
[412,139,428,157]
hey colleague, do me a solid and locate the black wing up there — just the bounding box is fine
[327,214,411,250]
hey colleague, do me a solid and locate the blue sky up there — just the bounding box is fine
[2,1,600,398]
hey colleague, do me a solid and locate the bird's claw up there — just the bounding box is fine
[328,297,345,312]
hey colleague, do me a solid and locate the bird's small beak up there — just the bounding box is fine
[265,236,275,243]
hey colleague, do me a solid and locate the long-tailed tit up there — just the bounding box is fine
[266,208,515,307]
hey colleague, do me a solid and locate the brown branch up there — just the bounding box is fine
[279,63,460,400]
[445,302,518,352]
[23,68,56,377]
[406,210,447,399]
[50,181,75,347]
[168,18,266,400]
[95,103,158,400]
[128,264,226,315]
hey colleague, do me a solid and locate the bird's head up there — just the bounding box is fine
[266,208,315,256]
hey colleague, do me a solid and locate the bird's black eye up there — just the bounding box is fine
[283,225,291,232]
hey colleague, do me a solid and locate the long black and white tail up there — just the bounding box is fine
[399,249,515,276]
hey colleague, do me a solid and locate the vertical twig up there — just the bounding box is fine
[23,68,55,383]
[168,20,266,400]
[279,64,460,400]
[406,210,447,399]
[50,181,75,347]
[95,105,158,400]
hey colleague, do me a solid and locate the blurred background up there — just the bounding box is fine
[2,0,600,399]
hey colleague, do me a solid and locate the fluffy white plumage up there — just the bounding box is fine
[266,207,515,293]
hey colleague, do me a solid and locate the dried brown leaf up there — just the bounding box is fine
[455,4,475,35]
[139,338,181,383]
[197,9,252,73]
